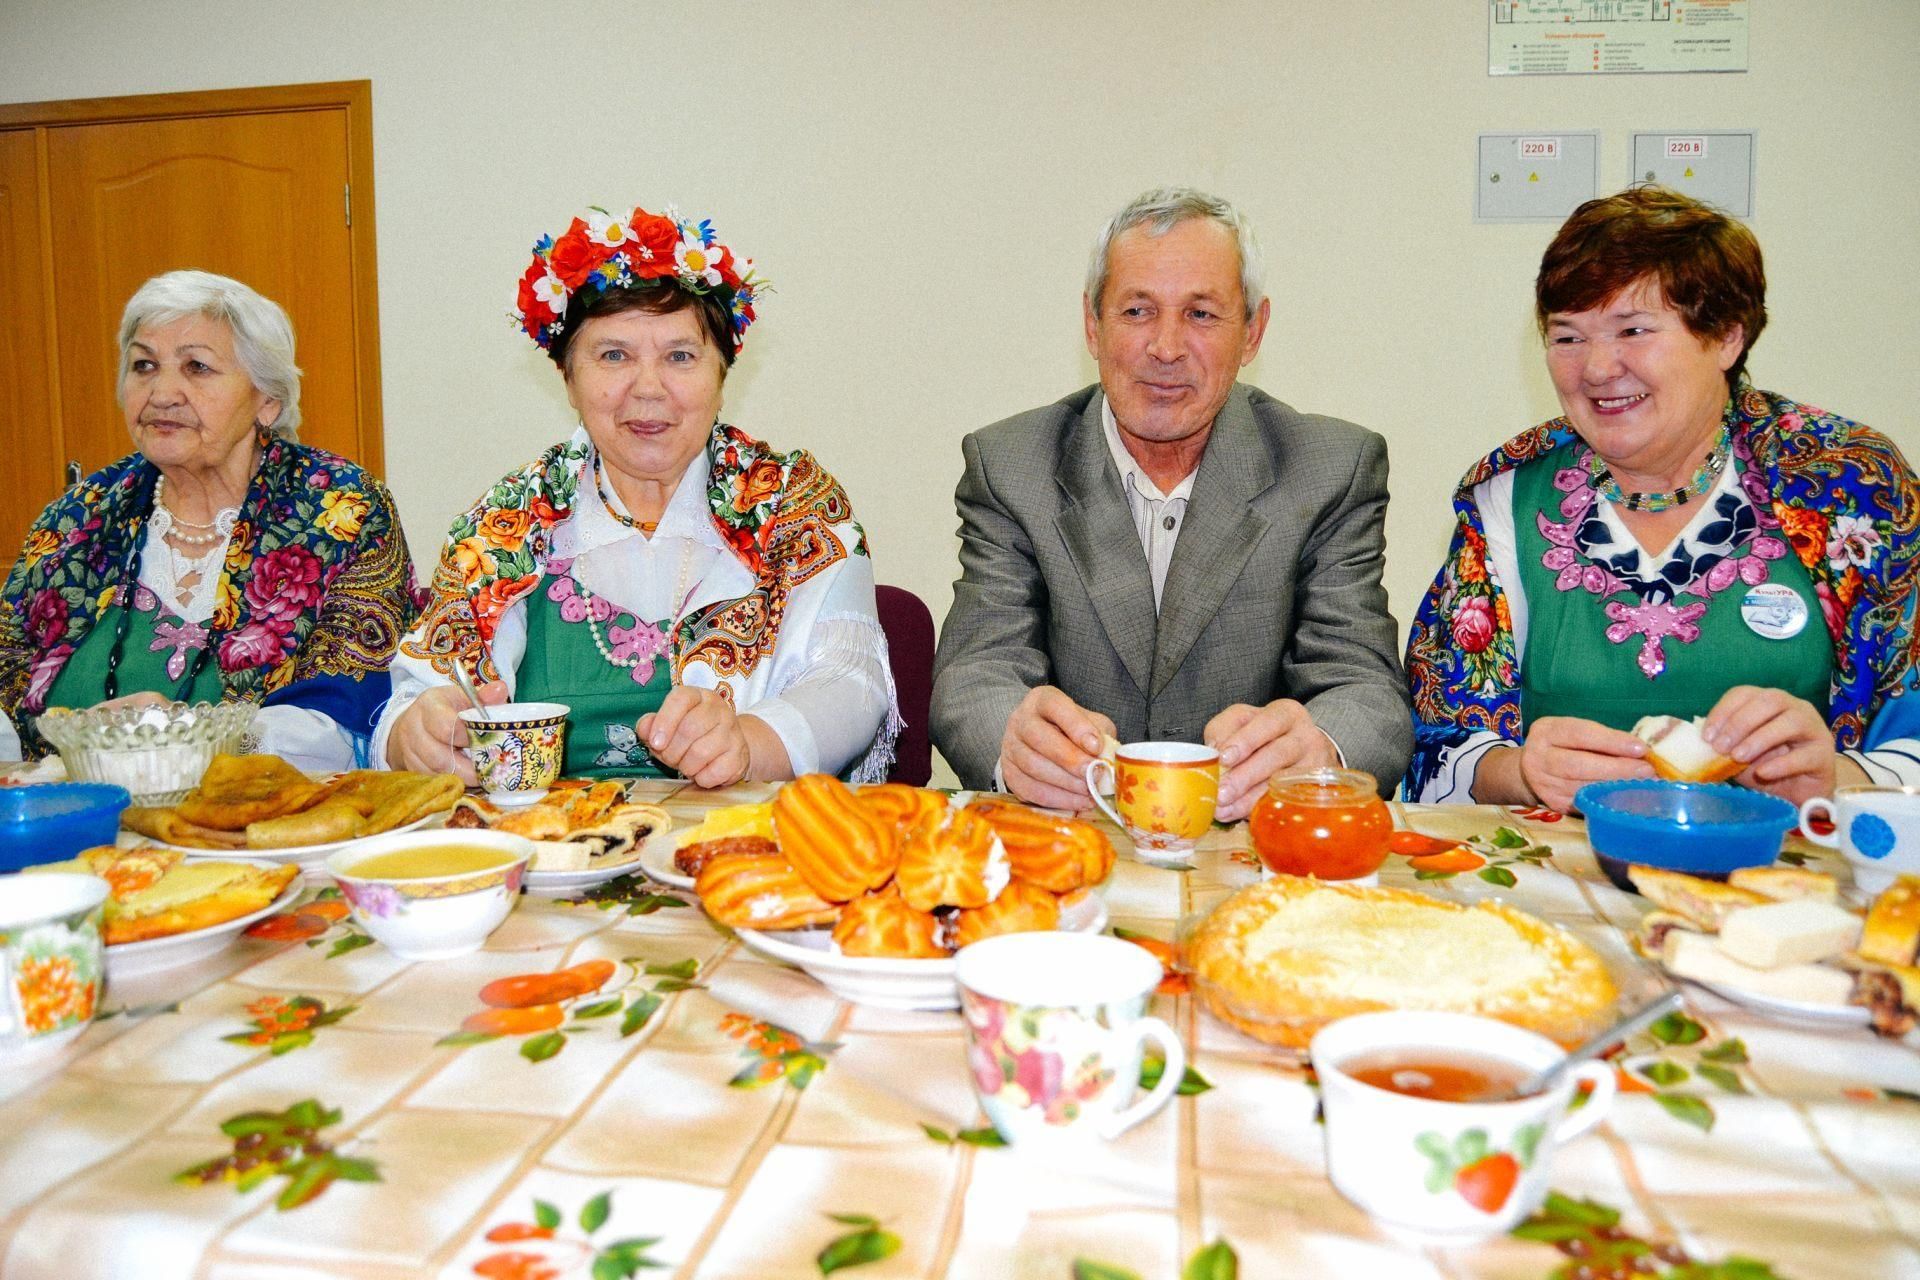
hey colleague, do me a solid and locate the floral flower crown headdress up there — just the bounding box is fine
[512,203,762,354]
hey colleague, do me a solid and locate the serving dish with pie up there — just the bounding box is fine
[27,844,304,978]
[444,779,672,891]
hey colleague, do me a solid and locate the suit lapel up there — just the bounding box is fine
[1151,386,1274,698]
[1055,392,1157,696]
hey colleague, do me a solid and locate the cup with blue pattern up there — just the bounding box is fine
[1800,786,1920,895]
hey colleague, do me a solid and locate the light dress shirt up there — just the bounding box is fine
[0,520,357,772]
[1415,463,1920,802]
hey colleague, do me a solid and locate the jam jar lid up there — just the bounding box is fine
[1262,767,1381,807]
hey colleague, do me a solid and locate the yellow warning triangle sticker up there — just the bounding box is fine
[1684,166,1695,178]
[1528,172,1540,182]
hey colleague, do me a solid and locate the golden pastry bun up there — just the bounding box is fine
[967,801,1113,893]
[896,805,999,911]
[952,878,1060,950]
[1859,875,1920,967]
[772,773,899,902]
[833,886,947,959]
[696,851,840,931]
[1185,876,1617,1049]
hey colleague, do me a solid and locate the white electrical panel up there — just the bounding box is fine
[1631,130,1756,217]
[1476,131,1601,223]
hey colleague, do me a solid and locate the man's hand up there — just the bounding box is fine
[1204,700,1338,822]
[1000,686,1116,812]
[1497,716,1653,814]
[1704,685,1854,807]
[637,687,763,789]
[384,680,509,786]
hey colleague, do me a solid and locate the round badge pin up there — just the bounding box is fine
[1740,582,1809,640]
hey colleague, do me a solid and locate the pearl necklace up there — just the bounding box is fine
[152,475,240,547]
[579,541,693,669]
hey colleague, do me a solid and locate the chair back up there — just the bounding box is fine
[875,584,934,785]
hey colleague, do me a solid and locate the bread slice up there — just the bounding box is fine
[1858,876,1920,967]
[1632,715,1743,784]
[1628,865,1769,930]
[1718,900,1861,969]
[1728,865,1839,904]
[1185,876,1617,1048]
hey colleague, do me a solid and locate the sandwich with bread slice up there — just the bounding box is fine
[1630,715,1744,784]
[1628,863,1920,1037]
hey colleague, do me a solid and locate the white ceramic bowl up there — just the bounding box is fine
[325,830,531,961]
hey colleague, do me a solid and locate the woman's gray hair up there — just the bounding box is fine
[116,270,303,439]
[1084,187,1266,322]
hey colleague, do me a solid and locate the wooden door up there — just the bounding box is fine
[0,131,63,559]
[0,82,383,571]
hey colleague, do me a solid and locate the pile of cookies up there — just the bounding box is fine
[687,777,1114,958]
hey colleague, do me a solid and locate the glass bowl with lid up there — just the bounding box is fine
[35,700,257,807]
[1249,767,1394,883]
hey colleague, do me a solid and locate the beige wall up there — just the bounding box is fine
[5,1,1915,752]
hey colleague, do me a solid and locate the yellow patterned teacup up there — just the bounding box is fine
[1085,742,1219,863]
[460,702,568,806]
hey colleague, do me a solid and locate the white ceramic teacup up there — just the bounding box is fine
[1310,1011,1616,1243]
[1799,786,1920,895]
[954,931,1184,1148]
[459,701,568,806]
[0,872,109,1061]
[1084,741,1220,865]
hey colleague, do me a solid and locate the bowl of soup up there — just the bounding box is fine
[324,831,533,961]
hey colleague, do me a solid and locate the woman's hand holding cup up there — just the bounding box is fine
[385,680,509,785]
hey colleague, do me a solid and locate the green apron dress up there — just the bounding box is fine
[45,586,224,709]
[513,564,676,779]
[1514,446,1831,734]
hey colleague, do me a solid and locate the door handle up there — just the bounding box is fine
[65,460,81,487]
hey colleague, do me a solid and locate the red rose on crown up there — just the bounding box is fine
[545,221,599,288]
[631,213,679,269]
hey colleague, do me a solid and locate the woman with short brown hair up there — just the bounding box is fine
[1407,186,1920,810]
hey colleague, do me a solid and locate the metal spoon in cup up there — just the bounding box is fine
[1505,989,1685,1101]
[450,661,492,722]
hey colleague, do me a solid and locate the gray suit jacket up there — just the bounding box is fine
[930,383,1412,792]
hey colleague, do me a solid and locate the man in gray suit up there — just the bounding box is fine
[930,188,1411,818]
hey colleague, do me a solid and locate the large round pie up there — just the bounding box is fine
[1185,876,1617,1048]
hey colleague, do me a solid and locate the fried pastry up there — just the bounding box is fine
[120,806,248,849]
[857,783,948,833]
[952,878,1060,949]
[1186,876,1617,1049]
[895,805,1002,911]
[833,885,947,958]
[1627,865,1769,930]
[247,799,368,849]
[697,851,841,931]
[967,801,1113,893]
[773,773,898,902]
[174,754,325,829]
[1859,875,1920,967]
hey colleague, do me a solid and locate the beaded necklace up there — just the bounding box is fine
[1586,423,1731,513]
[593,452,660,535]
[582,452,696,670]
[101,480,229,701]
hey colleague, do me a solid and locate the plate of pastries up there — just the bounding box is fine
[28,844,302,978]
[686,778,1116,1010]
[1631,864,1920,1038]
[1183,875,1622,1050]
[120,754,462,866]
[445,778,672,892]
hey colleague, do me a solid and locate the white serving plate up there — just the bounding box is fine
[105,864,305,980]
[1684,975,1873,1027]
[160,812,446,868]
[523,826,676,895]
[637,833,696,890]
[734,891,1109,1011]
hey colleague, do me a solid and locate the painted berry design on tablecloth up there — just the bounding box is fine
[440,957,704,1062]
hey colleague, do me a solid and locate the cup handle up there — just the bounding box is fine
[1551,1061,1617,1146]
[1085,759,1123,828]
[1797,797,1840,848]
[1099,1017,1185,1140]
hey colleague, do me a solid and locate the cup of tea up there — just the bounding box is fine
[1084,742,1219,864]
[1799,786,1920,895]
[1310,1010,1616,1242]
[955,932,1186,1148]
[460,702,568,806]
[0,872,109,1062]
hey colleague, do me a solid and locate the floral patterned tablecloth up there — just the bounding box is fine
[2,790,1916,1280]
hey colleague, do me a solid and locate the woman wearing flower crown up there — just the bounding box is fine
[0,270,419,770]
[377,204,897,786]
[1406,186,1920,811]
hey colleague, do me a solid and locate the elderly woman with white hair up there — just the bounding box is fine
[0,270,419,770]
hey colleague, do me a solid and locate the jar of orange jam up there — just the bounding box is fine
[1249,768,1392,881]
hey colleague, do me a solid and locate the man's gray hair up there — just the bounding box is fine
[1084,187,1266,322]
[117,270,303,439]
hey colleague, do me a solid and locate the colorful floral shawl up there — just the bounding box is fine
[0,435,419,754]
[1405,386,1920,797]
[402,420,869,689]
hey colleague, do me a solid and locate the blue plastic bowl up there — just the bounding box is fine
[0,783,131,872]
[1575,779,1797,893]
